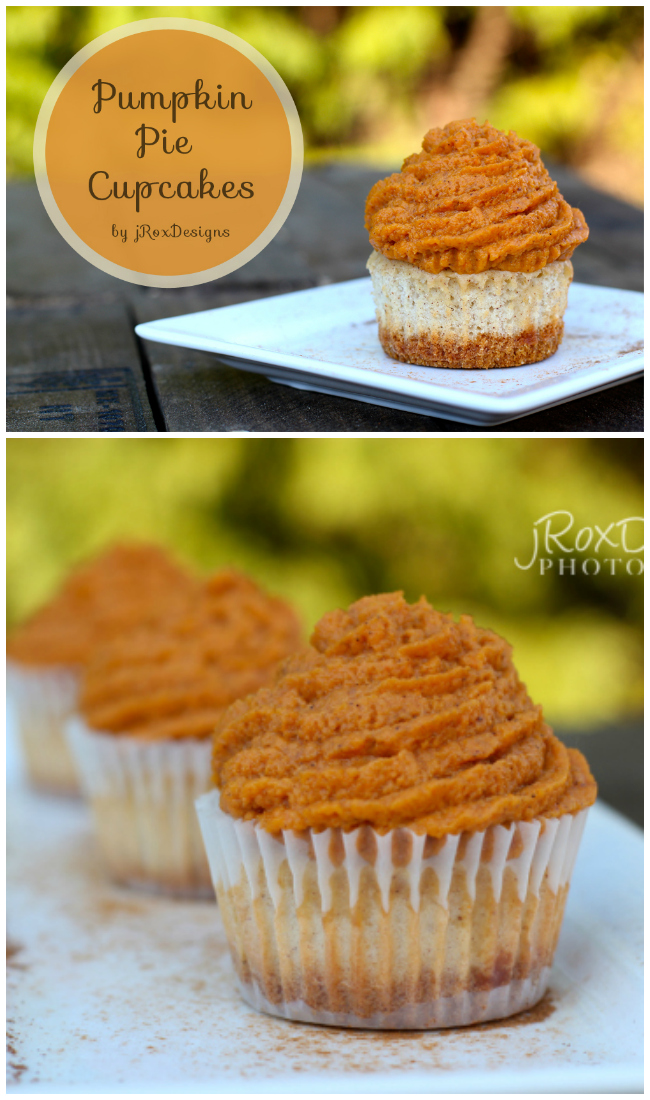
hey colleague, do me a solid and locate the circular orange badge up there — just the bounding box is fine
[34,18,303,287]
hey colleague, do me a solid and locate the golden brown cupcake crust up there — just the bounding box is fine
[213,592,596,834]
[7,543,197,667]
[365,119,589,275]
[377,318,563,369]
[80,569,302,741]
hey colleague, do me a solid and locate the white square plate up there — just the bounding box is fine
[135,279,643,425]
[7,713,643,1093]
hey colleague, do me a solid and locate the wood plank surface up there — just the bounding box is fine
[7,166,643,434]
[7,300,157,433]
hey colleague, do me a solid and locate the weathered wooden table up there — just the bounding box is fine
[7,165,643,433]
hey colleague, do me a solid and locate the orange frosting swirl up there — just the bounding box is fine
[213,592,596,835]
[80,569,302,741]
[7,543,198,668]
[365,119,589,274]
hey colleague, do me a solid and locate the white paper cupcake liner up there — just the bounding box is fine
[7,660,81,795]
[67,718,213,897]
[196,792,589,1029]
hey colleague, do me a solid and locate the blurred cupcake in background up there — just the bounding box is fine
[6,542,197,795]
[67,569,302,898]
[198,592,596,1028]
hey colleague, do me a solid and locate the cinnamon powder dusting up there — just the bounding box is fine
[365,119,589,275]
[213,592,596,834]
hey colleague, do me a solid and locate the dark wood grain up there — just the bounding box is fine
[7,300,156,432]
[7,167,643,434]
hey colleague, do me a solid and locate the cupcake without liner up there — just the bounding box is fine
[6,542,198,795]
[198,592,597,1028]
[70,568,303,897]
[365,118,589,369]
[367,251,574,370]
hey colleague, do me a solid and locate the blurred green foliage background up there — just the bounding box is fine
[7,5,643,205]
[7,438,643,730]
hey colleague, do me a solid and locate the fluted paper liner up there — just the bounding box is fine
[8,660,81,794]
[67,718,212,897]
[196,791,588,1029]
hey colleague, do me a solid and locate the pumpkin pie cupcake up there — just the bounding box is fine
[6,542,197,795]
[365,119,589,369]
[67,569,302,897]
[197,592,596,1028]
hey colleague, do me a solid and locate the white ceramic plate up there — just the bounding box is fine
[7,717,643,1094]
[135,279,643,425]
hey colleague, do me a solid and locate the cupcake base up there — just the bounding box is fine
[197,793,588,1030]
[237,967,551,1030]
[367,251,573,369]
[378,320,563,371]
[68,720,213,897]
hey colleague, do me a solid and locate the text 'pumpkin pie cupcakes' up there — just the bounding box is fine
[197,592,596,1029]
[6,542,197,795]
[67,569,302,898]
[365,119,589,369]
